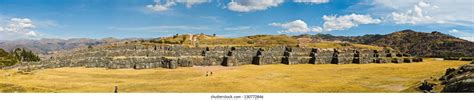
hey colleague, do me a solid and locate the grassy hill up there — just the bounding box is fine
[370,30,474,57]
[0,38,125,54]
[298,30,474,57]
[146,33,385,50]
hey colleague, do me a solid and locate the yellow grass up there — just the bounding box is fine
[351,44,385,50]
[0,59,470,93]
[305,42,384,50]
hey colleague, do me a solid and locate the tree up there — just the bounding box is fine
[0,48,19,66]
[12,48,40,62]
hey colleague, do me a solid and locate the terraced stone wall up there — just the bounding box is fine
[16,45,422,71]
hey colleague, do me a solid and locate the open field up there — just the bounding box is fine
[0,59,470,93]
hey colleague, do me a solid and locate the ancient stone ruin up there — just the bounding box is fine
[439,63,474,92]
[16,44,423,71]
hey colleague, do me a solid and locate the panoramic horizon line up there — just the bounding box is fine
[0,29,451,41]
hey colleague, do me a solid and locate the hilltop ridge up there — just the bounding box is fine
[297,30,474,57]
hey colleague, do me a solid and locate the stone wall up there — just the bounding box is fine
[439,63,474,92]
[17,45,423,71]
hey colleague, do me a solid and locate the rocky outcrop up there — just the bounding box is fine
[440,64,474,92]
[15,44,422,71]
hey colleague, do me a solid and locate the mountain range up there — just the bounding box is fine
[295,30,474,57]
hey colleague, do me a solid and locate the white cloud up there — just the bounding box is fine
[227,0,284,12]
[311,26,323,33]
[147,1,176,12]
[448,29,472,37]
[448,29,474,41]
[460,37,474,42]
[269,20,322,33]
[269,14,380,33]
[10,18,36,29]
[293,0,329,4]
[177,0,210,8]
[224,26,251,31]
[147,0,210,12]
[322,13,381,31]
[390,1,436,25]
[0,18,38,40]
[372,0,474,26]
[449,29,460,33]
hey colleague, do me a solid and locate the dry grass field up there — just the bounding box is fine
[0,59,470,93]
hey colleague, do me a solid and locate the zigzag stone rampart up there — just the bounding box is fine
[16,44,423,71]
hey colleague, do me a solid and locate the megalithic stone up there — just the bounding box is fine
[162,57,177,69]
[168,59,177,69]
[252,56,263,65]
[403,58,412,63]
[252,48,264,65]
[385,49,392,57]
[372,50,380,63]
[352,50,361,64]
[396,54,403,57]
[222,56,233,66]
[309,48,318,64]
[309,52,318,64]
[373,50,379,57]
[331,49,340,64]
[282,51,292,64]
[391,58,401,63]
[282,47,293,65]
[222,50,235,66]
[222,56,229,66]
[413,57,423,62]
[201,50,206,56]
[282,56,290,64]
[227,51,233,56]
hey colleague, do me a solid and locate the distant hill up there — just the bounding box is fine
[0,38,127,54]
[298,30,474,57]
[370,30,474,57]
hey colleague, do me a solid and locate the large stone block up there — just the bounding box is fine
[177,58,193,67]
[162,57,178,69]
[412,57,423,62]
[403,58,412,63]
[252,56,263,65]
[373,57,390,63]
[391,58,403,63]
[222,56,236,66]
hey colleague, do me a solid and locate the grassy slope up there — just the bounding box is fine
[0,59,469,93]
[151,34,385,50]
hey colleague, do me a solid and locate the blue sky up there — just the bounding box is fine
[0,0,473,41]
